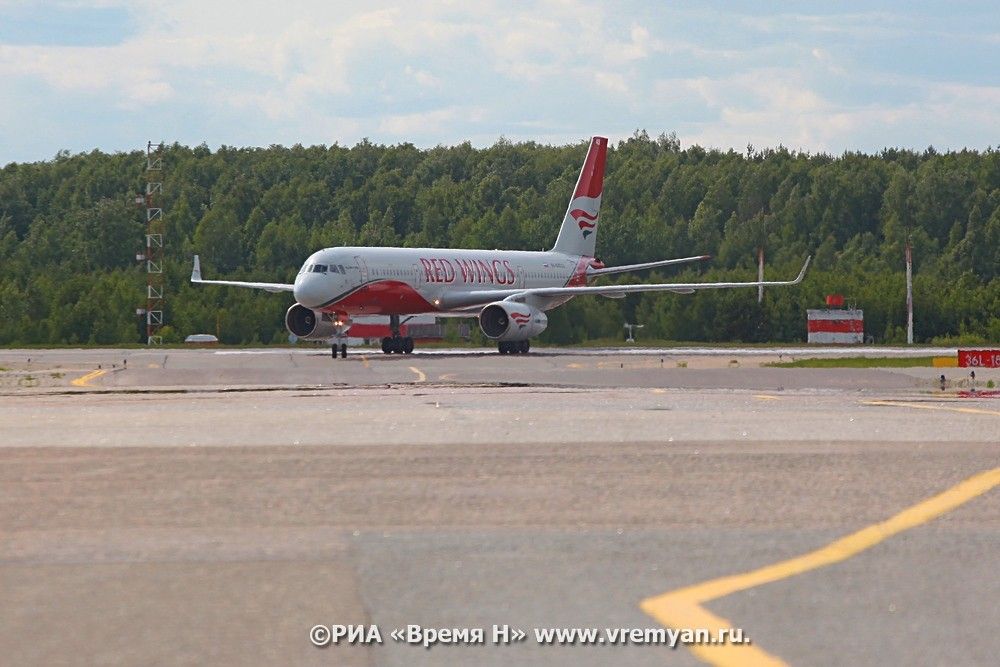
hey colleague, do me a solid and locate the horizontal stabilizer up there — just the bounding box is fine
[589,254,711,276]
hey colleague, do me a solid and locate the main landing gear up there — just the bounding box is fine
[381,336,414,354]
[381,314,414,355]
[331,342,347,359]
[498,340,530,354]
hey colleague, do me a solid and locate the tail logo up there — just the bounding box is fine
[570,207,599,239]
[509,311,531,329]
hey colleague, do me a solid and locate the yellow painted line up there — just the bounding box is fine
[439,373,457,382]
[753,394,780,401]
[651,388,666,394]
[71,369,107,387]
[567,362,584,369]
[408,366,426,383]
[863,399,1000,418]
[360,355,370,369]
[147,363,159,368]
[641,465,1000,666]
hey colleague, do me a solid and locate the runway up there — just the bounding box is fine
[1,348,997,666]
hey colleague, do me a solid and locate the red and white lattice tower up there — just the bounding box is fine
[143,142,165,345]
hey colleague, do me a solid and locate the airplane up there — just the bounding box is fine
[191,136,810,358]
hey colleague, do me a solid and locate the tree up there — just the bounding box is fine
[194,202,243,273]
[358,207,401,247]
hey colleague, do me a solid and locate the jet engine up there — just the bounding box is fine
[285,303,348,340]
[478,302,547,341]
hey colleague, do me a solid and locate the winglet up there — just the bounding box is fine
[793,255,812,284]
[191,255,202,282]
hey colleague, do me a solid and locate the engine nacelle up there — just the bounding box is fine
[479,302,548,341]
[285,303,348,340]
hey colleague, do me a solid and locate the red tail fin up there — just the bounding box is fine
[574,136,607,199]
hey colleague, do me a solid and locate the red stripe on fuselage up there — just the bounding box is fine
[321,280,437,316]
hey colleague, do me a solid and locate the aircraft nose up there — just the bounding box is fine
[293,274,326,308]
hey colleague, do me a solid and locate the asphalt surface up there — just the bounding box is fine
[0,347,997,667]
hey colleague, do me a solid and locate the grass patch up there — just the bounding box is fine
[767,356,938,368]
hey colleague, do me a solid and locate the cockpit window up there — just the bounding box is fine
[312,264,328,273]
[299,263,311,274]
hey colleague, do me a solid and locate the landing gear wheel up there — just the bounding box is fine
[332,344,338,359]
[340,343,348,358]
[402,336,414,354]
[498,342,509,354]
[519,340,530,354]
[381,337,392,354]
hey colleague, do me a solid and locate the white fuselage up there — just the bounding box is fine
[293,246,600,317]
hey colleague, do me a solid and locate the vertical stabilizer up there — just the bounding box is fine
[551,136,607,257]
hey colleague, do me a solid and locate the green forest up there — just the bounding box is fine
[1,131,998,346]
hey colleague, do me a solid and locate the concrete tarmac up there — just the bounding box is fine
[0,347,997,667]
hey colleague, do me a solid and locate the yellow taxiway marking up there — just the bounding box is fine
[438,373,457,382]
[408,366,426,383]
[863,399,1000,418]
[753,394,781,401]
[360,355,370,369]
[641,464,1000,666]
[71,369,107,387]
[651,388,666,394]
[567,362,584,369]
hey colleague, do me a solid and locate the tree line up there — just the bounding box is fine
[1,131,998,346]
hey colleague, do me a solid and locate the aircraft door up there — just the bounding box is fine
[355,256,369,284]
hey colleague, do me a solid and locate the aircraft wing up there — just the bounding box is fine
[439,257,810,310]
[523,256,810,299]
[588,254,711,276]
[190,255,294,293]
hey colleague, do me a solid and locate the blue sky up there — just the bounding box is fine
[0,0,997,165]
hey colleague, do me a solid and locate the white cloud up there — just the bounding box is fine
[665,68,1000,154]
[378,106,486,136]
[404,65,441,89]
[0,0,998,162]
